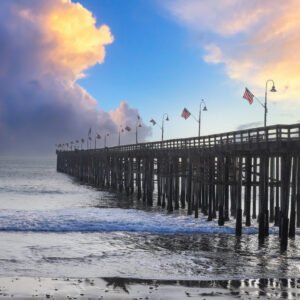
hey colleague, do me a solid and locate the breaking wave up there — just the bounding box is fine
[0,208,280,235]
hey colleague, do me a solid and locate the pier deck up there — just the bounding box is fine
[57,123,300,250]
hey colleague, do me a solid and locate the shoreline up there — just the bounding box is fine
[0,277,299,299]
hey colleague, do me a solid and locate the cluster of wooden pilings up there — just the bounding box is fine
[57,124,300,251]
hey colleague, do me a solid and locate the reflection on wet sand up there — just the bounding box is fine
[101,277,300,299]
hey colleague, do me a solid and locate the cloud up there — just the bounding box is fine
[110,101,151,144]
[0,0,149,154]
[164,0,300,102]
[165,0,265,36]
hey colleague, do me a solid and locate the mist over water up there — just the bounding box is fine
[1,157,300,280]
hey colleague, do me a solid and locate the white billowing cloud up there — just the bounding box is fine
[0,0,150,154]
[110,101,151,144]
[164,0,300,101]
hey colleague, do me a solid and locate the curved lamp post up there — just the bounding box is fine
[136,115,142,144]
[198,99,208,137]
[150,113,169,141]
[161,113,169,141]
[95,134,101,149]
[104,133,109,148]
[118,125,124,146]
[264,80,277,127]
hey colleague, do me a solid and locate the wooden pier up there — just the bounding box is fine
[56,124,300,251]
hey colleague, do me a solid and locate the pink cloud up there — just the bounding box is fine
[0,0,150,154]
[164,0,300,102]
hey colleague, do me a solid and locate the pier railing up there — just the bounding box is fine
[62,123,300,153]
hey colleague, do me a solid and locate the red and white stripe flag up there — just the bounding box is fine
[243,88,254,105]
[181,107,191,120]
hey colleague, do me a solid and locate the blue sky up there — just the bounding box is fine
[74,0,299,141]
[1,0,299,154]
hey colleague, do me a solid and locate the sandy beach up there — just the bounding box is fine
[0,277,299,299]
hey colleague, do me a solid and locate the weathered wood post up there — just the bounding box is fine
[297,156,300,228]
[252,157,257,219]
[280,154,292,251]
[146,157,153,206]
[137,158,142,200]
[224,156,230,221]
[269,156,275,223]
[157,158,161,206]
[217,156,225,226]
[187,157,193,215]
[174,157,180,210]
[274,156,280,226]
[167,158,173,212]
[180,157,186,209]
[289,156,297,238]
[245,155,251,226]
[236,156,242,236]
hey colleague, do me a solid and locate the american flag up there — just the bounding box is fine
[243,88,254,105]
[181,107,191,120]
[150,119,156,126]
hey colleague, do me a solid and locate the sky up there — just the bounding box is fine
[0,0,300,154]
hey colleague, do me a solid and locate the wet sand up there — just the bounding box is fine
[0,277,299,299]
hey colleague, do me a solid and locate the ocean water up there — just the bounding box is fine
[1,157,300,280]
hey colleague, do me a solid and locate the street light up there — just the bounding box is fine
[136,115,142,144]
[150,113,169,141]
[198,99,208,137]
[161,113,169,141]
[264,80,277,127]
[104,133,109,148]
[118,125,124,146]
[95,133,101,149]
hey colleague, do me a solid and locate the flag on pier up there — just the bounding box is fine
[88,127,91,136]
[181,107,191,120]
[243,88,254,104]
[150,119,156,126]
[96,133,101,139]
[125,126,131,132]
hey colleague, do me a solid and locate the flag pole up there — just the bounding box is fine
[182,102,207,137]
[245,81,276,127]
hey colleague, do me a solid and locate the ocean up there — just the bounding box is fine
[1,157,300,281]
